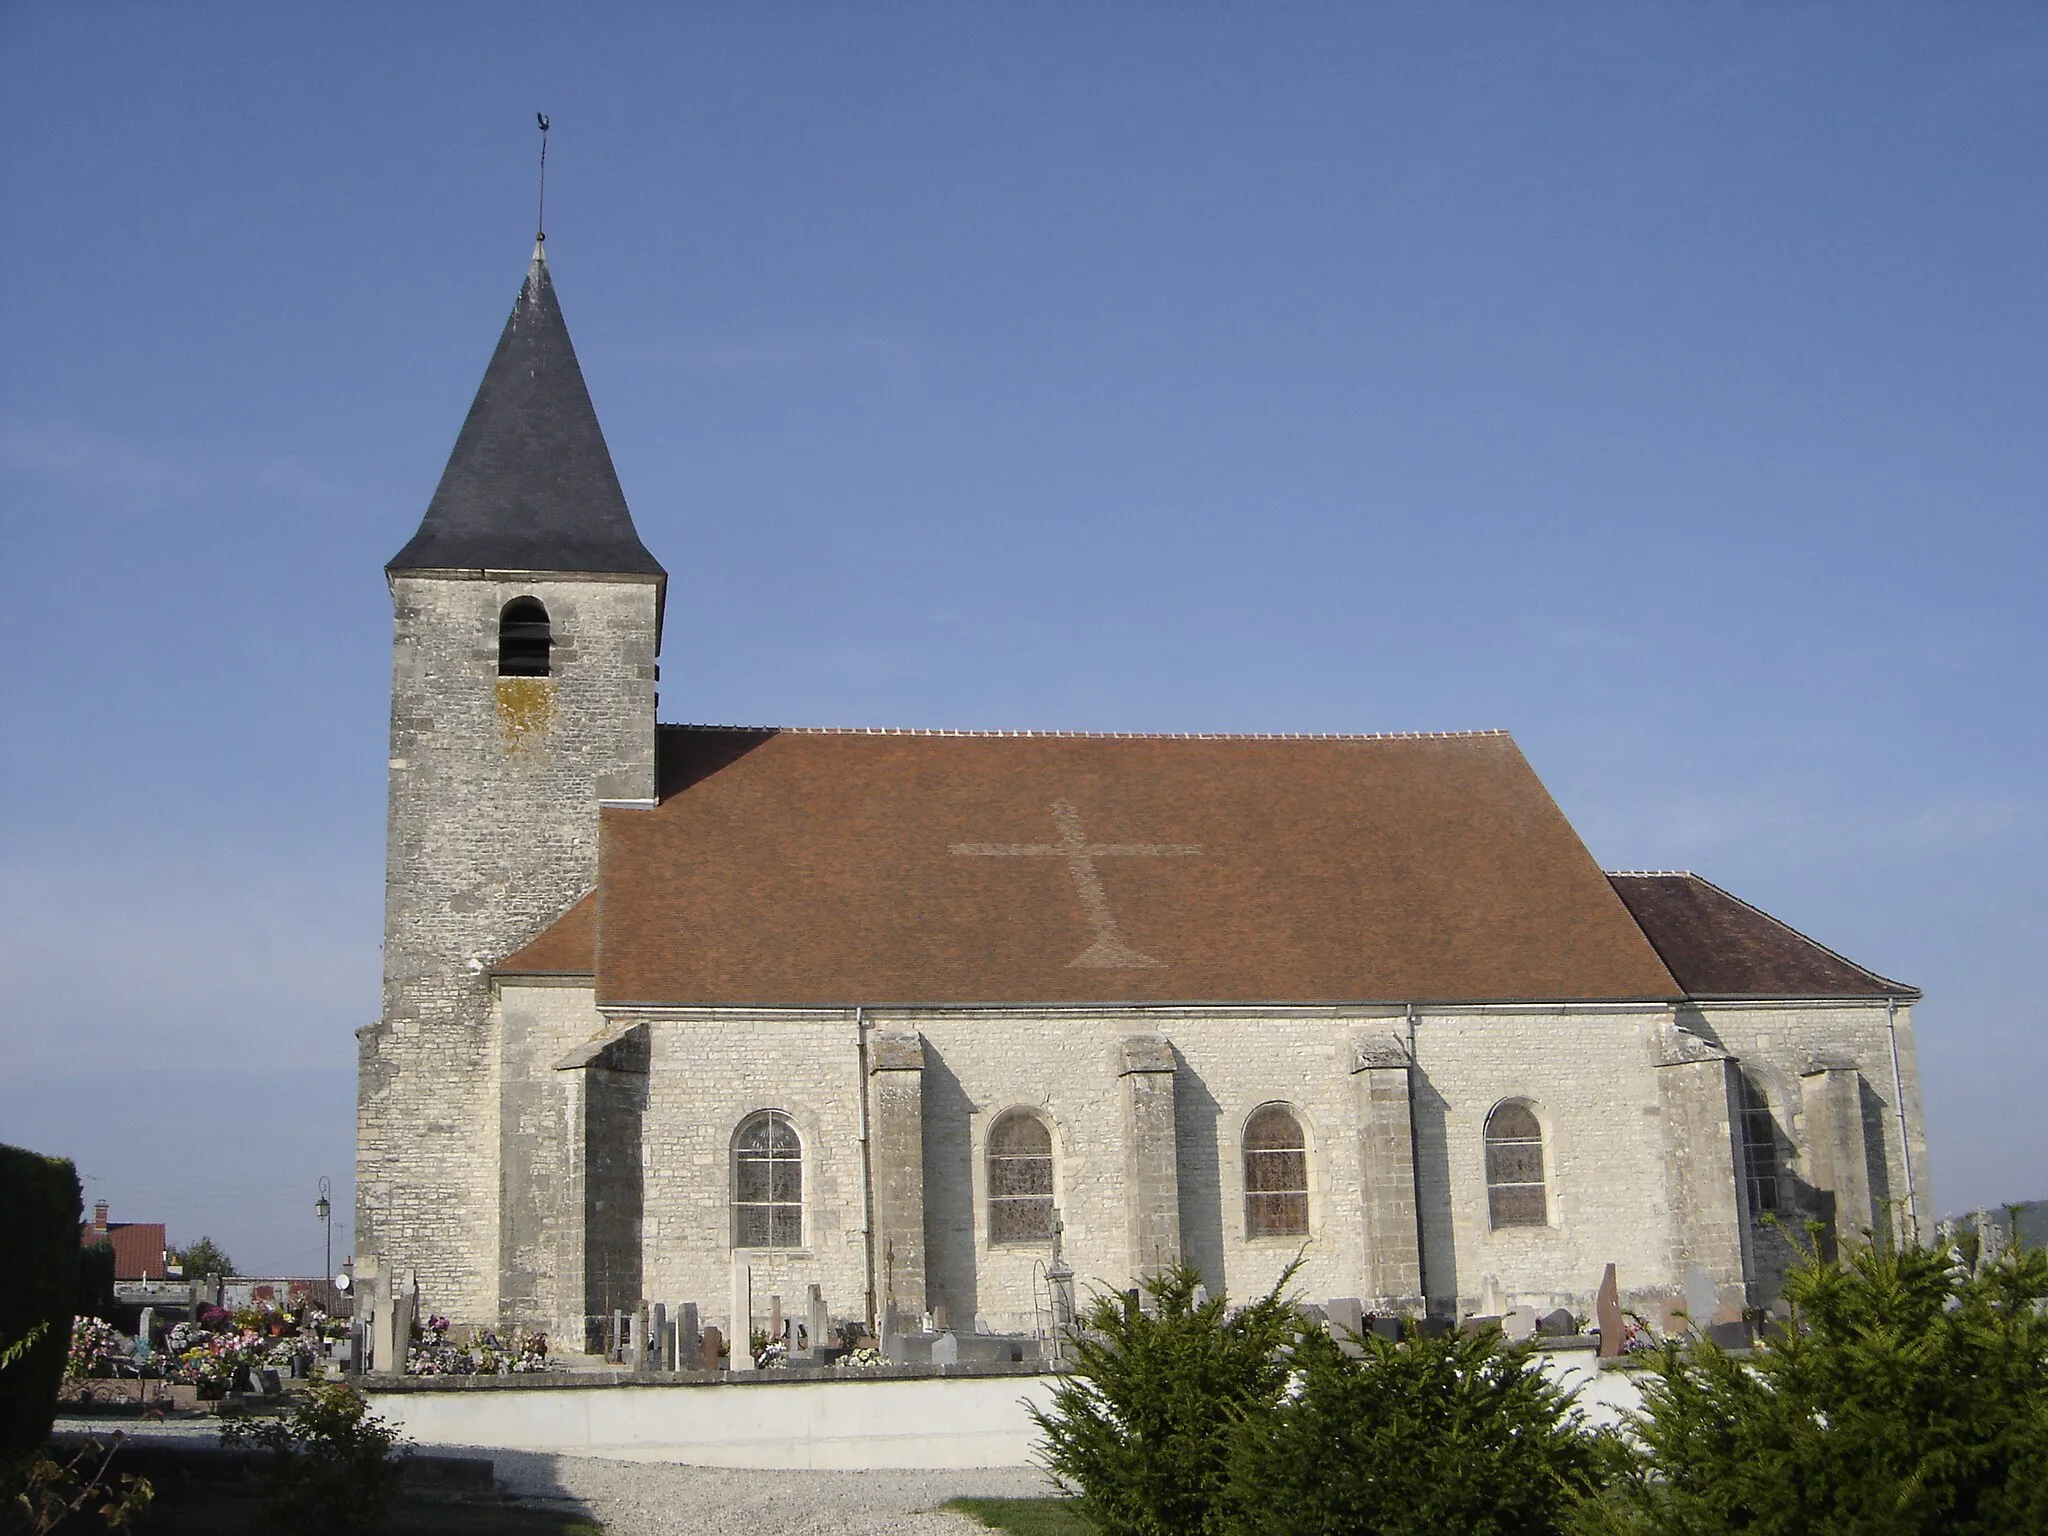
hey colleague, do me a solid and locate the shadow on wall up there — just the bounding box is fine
[585,1028,648,1351]
[921,1045,979,1327]
[1409,1068,1460,1313]
[1172,1048,1225,1294]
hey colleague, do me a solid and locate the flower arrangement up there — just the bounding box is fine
[834,1346,886,1371]
[402,1315,548,1376]
[157,1299,330,1388]
[65,1317,129,1380]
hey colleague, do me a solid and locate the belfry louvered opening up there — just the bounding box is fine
[498,598,552,677]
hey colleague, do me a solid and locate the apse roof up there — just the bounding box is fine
[1607,872,1917,1000]
[388,244,665,579]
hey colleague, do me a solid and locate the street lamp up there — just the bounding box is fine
[315,1178,333,1305]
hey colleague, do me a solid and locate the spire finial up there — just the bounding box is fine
[535,113,551,248]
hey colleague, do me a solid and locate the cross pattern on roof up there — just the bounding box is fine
[951,799,1202,969]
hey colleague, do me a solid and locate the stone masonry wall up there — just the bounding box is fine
[358,572,658,1323]
[1683,1000,1930,1305]
[497,996,1926,1350]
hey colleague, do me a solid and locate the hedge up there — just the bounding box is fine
[0,1143,81,1466]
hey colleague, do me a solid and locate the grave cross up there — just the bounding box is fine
[951,799,1200,969]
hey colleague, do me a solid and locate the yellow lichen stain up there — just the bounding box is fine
[496,676,556,752]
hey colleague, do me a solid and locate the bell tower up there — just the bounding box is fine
[357,239,665,1319]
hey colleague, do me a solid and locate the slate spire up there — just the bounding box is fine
[388,243,666,578]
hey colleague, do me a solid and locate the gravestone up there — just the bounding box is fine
[1708,1319,1752,1349]
[1537,1307,1576,1338]
[1368,1315,1401,1342]
[387,1273,416,1377]
[677,1303,700,1373]
[1684,1264,1716,1335]
[930,1331,959,1366]
[631,1302,650,1371]
[1323,1296,1364,1357]
[931,1303,947,1333]
[699,1325,724,1371]
[1503,1306,1538,1342]
[1595,1264,1622,1359]
[769,1294,783,1347]
[729,1261,754,1371]
[807,1286,827,1362]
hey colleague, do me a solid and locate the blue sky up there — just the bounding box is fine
[2,4,2042,1273]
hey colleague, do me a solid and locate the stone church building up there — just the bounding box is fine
[356,242,1932,1352]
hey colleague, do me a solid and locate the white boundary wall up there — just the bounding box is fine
[368,1373,1064,1470]
[366,1353,1646,1470]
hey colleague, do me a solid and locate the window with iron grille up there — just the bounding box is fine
[1738,1073,1781,1215]
[1484,1101,1547,1227]
[1244,1103,1309,1238]
[498,597,552,677]
[732,1110,802,1249]
[987,1111,1055,1244]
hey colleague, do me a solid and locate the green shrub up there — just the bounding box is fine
[1591,1239,2048,1536]
[75,1243,115,1323]
[0,1145,81,1490]
[1030,1260,1302,1536]
[1227,1324,1609,1536]
[222,1381,407,1535]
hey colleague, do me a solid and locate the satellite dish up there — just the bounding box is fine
[333,1274,352,1293]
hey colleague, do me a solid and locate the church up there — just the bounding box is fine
[355,240,1932,1353]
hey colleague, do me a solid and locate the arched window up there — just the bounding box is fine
[987,1111,1055,1244]
[1243,1103,1309,1238]
[1737,1073,1781,1215]
[732,1110,801,1249]
[1484,1101,1547,1228]
[498,598,552,677]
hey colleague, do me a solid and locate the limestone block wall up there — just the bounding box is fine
[904,1008,1396,1332]
[1409,1005,1687,1318]
[359,572,658,1322]
[1683,1000,1930,1304]
[486,995,1922,1349]
[626,1011,871,1348]
[496,980,609,1342]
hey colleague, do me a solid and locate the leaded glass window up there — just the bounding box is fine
[1739,1073,1781,1215]
[1485,1101,1547,1227]
[1244,1104,1309,1238]
[733,1110,802,1248]
[987,1111,1055,1244]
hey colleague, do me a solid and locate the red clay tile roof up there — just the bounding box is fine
[83,1223,167,1280]
[1607,873,1915,1000]
[564,726,1683,1007]
[498,889,597,975]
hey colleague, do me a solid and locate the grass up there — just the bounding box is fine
[942,1495,1095,1535]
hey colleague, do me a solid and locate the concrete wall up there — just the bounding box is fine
[363,1351,1644,1469]
[359,572,659,1320]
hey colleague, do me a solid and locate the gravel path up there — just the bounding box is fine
[53,1416,1062,1535]
[488,1450,1058,1535]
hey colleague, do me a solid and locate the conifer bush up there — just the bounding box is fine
[1030,1260,1301,1536]
[1589,1239,2048,1536]
[1226,1323,1609,1536]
